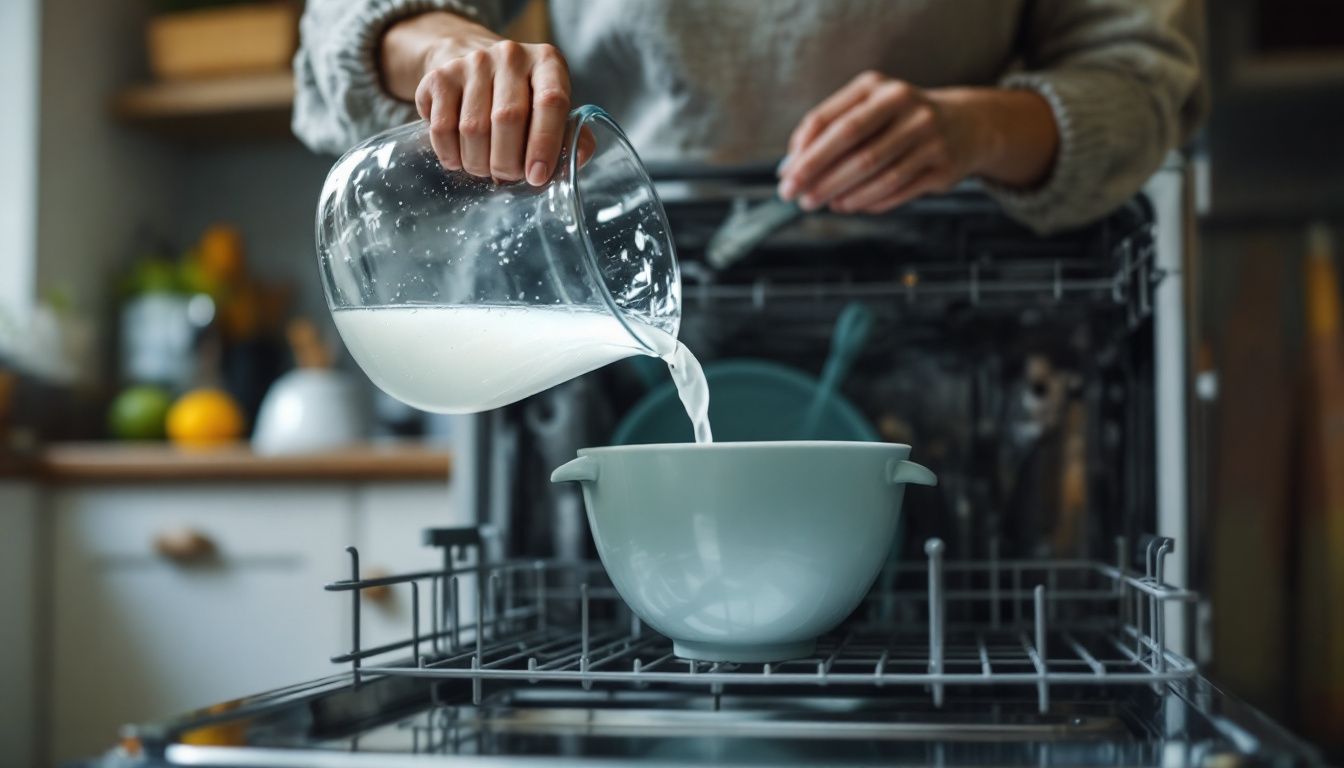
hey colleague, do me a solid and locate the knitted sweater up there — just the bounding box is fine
[293,0,1205,233]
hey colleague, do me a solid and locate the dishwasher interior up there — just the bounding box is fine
[111,173,1323,766]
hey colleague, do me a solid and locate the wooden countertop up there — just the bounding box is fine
[21,442,451,483]
[0,452,39,480]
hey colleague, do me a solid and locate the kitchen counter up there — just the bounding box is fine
[0,451,39,479]
[25,441,451,483]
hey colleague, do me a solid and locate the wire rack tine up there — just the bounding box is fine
[472,569,483,705]
[1144,538,1160,666]
[1034,584,1048,713]
[345,547,361,686]
[450,575,460,653]
[411,581,421,667]
[431,575,441,655]
[1152,538,1173,686]
[925,539,945,707]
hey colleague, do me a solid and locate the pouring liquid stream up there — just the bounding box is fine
[333,304,713,442]
[662,339,713,443]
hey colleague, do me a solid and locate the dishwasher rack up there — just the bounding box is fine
[326,531,1197,713]
[679,235,1160,327]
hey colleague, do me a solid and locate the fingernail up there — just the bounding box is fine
[528,161,549,186]
[778,178,797,200]
[776,155,793,175]
[799,194,820,211]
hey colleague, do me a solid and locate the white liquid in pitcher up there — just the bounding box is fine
[333,305,713,442]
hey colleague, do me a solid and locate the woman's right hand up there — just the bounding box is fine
[382,12,572,186]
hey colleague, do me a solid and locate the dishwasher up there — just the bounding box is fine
[100,166,1322,767]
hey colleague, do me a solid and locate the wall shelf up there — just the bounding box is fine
[112,71,296,140]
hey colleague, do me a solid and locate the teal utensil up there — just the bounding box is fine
[798,302,874,439]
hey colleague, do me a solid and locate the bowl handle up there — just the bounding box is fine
[551,456,599,484]
[890,459,937,487]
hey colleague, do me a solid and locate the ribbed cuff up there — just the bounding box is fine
[332,0,498,138]
[984,70,1134,234]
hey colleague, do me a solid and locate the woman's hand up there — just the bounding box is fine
[777,71,1059,214]
[382,12,572,185]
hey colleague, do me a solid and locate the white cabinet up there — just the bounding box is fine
[50,485,348,763]
[0,481,39,768]
[47,479,455,764]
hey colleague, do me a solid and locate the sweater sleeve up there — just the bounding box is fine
[291,0,505,154]
[985,0,1207,234]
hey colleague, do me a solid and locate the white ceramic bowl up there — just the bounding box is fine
[252,369,368,455]
[552,441,936,662]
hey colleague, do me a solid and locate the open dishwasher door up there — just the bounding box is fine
[107,531,1320,767]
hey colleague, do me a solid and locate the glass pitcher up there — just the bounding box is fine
[316,105,679,413]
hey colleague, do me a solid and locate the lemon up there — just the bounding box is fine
[166,389,245,446]
[108,385,172,440]
[179,703,246,746]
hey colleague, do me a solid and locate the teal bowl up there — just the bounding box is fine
[612,359,879,445]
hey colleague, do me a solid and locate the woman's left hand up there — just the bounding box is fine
[778,71,1058,214]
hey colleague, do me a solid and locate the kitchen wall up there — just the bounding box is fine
[0,0,39,324]
[169,145,337,333]
[1201,0,1344,224]
[32,0,177,384]
[26,0,341,387]
[1196,4,1344,751]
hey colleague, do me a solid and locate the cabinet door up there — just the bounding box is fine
[351,482,466,655]
[0,481,38,768]
[50,485,352,763]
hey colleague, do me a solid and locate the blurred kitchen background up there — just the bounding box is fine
[1,0,1342,765]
